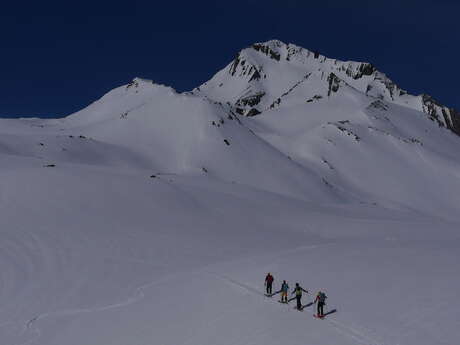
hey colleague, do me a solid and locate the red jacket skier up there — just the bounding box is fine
[265,273,274,295]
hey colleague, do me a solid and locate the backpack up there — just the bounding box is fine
[318,292,327,303]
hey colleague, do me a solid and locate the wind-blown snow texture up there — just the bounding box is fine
[1,40,460,345]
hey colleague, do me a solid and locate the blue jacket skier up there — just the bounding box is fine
[279,280,289,303]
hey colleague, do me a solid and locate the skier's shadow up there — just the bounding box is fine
[304,303,338,316]
[324,308,337,316]
[301,302,314,309]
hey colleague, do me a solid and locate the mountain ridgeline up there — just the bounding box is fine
[194,40,460,136]
[2,39,460,218]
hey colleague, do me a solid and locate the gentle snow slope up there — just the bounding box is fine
[1,165,459,345]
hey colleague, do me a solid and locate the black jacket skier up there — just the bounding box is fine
[291,283,308,310]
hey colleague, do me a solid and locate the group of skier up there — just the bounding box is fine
[264,273,328,318]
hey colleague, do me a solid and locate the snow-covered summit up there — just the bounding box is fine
[195,40,460,135]
[2,39,457,215]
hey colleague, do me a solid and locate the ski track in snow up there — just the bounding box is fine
[327,319,383,345]
[204,242,385,345]
[19,243,335,345]
[20,267,192,345]
[18,239,407,345]
[206,270,385,345]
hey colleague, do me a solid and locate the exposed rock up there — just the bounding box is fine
[354,63,376,79]
[306,95,323,103]
[448,108,460,135]
[229,54,241,76]
[252,43,281,61]
[236,92,265,107]
[421,94,460,135]
[196,39,460,137]
[248,68,262,82]
[245,108,261,117]
[329,122,360,142]
[368,100,389,111]
[327,73,341,96]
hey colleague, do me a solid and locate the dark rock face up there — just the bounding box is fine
[228,53,261,82]
[368,100,389,111]
[353,63,376,79]
[213,41,460,137]
[306,95,323,103]
[252,43,281,61]
[229,54,242,76]
[327,73,341,96]
[374,74,397,100]
[421,94,460,135]
[248,69,262,82]
[449,108,460,135]
[236,92,265,107]
[422,94,448,127]
[126,80,139,89]
[246,108,261,117]
[270,98,281,108]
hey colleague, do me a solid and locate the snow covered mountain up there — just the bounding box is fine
[195,40,460,135]
[1,40,460,345]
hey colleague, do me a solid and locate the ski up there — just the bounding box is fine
[313,309,337,319]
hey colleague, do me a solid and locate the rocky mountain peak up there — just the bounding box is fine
[194,40,460,136]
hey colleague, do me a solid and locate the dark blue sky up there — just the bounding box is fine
[1,0,459,118]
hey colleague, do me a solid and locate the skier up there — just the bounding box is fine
[315,290,327,317]
[291,283,308,310]
[264,273,274,295]
[279,280,289,303]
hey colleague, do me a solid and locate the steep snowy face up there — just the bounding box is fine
[195,40,460,135]
[1,76,338,203]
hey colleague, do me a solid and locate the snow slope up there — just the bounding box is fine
[1,40,460,345]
